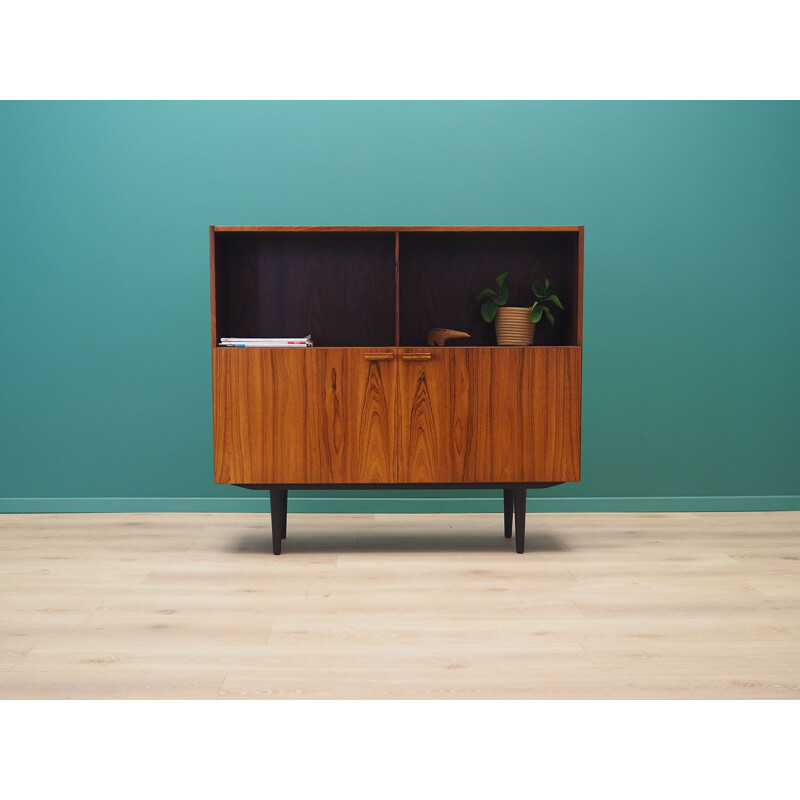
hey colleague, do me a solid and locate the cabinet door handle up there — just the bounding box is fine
[401,353,432,361]
[364,353,394,361]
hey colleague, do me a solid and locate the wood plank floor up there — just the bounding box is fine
[1,510,799,699]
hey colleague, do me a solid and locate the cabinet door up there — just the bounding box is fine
[397,347,581,483]
[213,348,397,484]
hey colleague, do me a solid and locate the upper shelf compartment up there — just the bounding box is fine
[398,230,582,347]
[213,231,396,347]
[211,227,583,349]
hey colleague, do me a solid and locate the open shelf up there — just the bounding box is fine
[211,227,582,348]
[213,231,396,347]
[398,230,580,347]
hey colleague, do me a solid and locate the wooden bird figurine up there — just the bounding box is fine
[427,328,471,347]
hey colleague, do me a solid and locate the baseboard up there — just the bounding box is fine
[2,495,799,513]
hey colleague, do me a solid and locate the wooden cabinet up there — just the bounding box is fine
[211,227,583,553]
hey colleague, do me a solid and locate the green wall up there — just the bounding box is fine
[1,101,798,513]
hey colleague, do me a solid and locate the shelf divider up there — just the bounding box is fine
[395,231,400,347]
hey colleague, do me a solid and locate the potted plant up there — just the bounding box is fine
[476,273,564,346]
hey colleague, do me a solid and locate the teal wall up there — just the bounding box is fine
[1,101,798,513]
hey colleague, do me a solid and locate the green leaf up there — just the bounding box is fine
[530,306,544,324]
[548,294,564,310]
[532,278,547,296]
[543,277,550,293]
[492,283,509,305]
[495,272,508,288]
[543,306,555,326]
[475,288,496,302]
[481,302,499,323]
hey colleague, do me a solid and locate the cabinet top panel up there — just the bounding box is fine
[213,226,583,233]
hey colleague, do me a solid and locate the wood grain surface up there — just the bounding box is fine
[213,348,397,484]
[398,347,581,483]
[213,226,583,232]
[1,511,799,699]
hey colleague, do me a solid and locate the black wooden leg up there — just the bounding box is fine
[503,489,514,538]
[270,489,287,555]
[513,487,526,554]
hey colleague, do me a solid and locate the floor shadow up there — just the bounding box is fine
[228,531,568,555]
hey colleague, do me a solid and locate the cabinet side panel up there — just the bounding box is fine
[576,226,584,347]
[210,226,217,347]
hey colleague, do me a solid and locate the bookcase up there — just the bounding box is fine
[211,226,583,553]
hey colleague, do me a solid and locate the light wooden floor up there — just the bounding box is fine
[1,510,799,699]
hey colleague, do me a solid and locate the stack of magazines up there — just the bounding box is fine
[219,335,314,348]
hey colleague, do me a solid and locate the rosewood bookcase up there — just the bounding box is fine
[210,226,583,554]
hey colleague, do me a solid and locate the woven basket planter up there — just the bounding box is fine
[494,306,535,346]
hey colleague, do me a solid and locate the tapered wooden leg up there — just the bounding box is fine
[503,489,514,538]
[513,487,526,554]
[270,489,287,555]
[280,491,288,539]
